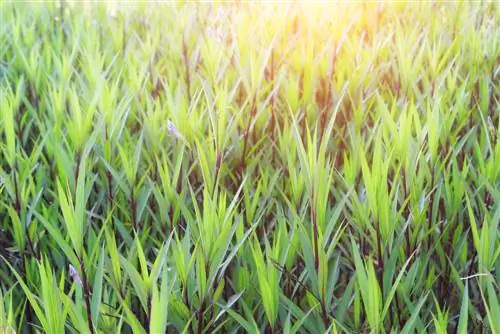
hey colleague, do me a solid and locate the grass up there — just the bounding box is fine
[0,1,499,333]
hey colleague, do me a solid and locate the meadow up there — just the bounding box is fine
[0,1,499,333]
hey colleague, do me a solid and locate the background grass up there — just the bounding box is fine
[0,1,499,333]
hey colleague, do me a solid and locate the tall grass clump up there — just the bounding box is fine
[0,1,499,333]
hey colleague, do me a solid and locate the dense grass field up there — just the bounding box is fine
[0,1,499,333]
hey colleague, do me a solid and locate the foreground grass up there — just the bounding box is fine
[0,1,499,333]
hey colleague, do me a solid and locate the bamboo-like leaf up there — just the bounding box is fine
[457,283,468,334]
